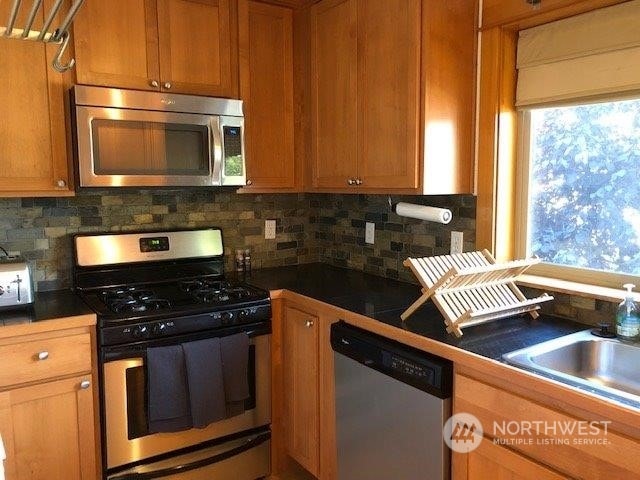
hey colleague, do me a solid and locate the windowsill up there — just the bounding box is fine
[517,274,640,303]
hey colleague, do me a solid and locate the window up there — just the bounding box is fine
[517,97,640,286]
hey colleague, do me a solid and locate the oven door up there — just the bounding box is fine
[101,327,270,473]
[75,106,221,187]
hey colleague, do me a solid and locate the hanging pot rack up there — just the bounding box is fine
[0,0,85,72]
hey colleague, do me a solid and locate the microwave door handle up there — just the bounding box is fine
[107,431,270,480]
[210,117,223,186]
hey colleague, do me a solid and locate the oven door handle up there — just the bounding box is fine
[109,431,270,480]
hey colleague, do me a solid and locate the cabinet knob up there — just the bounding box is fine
[305,320,314,328]
[355,178,363,185]
[246,179,253,186]
[56,179,67,188]
[80,380,91,390]
[347,178,355,185]
[164,82,172,90]
[37,351,49,361]
[149,79,159,88]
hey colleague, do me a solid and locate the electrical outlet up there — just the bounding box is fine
[450,231,464,254]
[265,219,276,240]
[365,222,375,245]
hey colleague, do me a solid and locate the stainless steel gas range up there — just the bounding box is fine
[73,228,271,480]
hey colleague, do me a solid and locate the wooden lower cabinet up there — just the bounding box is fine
[283,305,320,476]
[453,370,640,480]
[276,298,338,480]
[454,439,568,480]
[0,375,96,480]
[0,325,99,480]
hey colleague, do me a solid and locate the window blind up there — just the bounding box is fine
[516,0,640,107]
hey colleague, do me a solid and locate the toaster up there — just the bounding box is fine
[0,256,34,309]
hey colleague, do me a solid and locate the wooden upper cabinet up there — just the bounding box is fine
[0,0,73,197]
[157,0,235,96]
[74,0,238,96]
[310,0,472,193]
[311,0,358,189]
[74,0,160,91]
[357,0,421,189]
[238,1,296,190]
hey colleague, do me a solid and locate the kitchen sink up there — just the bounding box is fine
[503,330,640,406]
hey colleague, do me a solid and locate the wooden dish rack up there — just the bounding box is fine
[401,250,553,337]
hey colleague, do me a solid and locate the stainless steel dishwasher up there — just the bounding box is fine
[331,321,453,480]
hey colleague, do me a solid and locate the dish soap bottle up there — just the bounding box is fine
[616,283,640,341]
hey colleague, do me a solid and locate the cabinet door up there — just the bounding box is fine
[0,375,97,480]
[0,0,72,196]
[239,1,296,190]
[283,306,319,477]
[454,440,569,480]
[310,0,358,189]
[157,0,236,96]
[356,0,421,189]
[74,0,161,90]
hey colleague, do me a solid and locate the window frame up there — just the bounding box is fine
[514,106,640,289]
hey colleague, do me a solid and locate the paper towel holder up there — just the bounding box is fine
[387,196,453,224]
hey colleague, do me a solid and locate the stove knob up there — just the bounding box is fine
[132,325,149,339]
[238,309,248,322]
[0,286,3,296]
[152,323,166,336]
[221,312,233,325]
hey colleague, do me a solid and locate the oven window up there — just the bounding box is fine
[91,119,209,175]
[125,346,257,440]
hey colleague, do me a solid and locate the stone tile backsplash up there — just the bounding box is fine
[0,191,476,291]
[313,194,477,283]
[0,190,316,291]
[0,189,623,324]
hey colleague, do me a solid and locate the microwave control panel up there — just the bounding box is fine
[223,126,242,157]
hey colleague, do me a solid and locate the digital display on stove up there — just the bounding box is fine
[139,237,170,252]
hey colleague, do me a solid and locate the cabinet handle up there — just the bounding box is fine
[80,380,91,390]
[149,79,159,88]
[246,179,253,186]
[355,178,363,185]
[347,178,355,185]
[164,82,172,90]
[37,351,49,361]
[56,179,67,188]
[305,320,314,328]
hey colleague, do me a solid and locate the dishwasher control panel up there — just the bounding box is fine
[384,352,435,384]
[331,321,452,398]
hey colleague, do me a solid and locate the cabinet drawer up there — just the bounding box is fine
[0,334,92,387]
[455,373,640,479]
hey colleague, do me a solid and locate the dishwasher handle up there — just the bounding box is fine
[330,321,452,399]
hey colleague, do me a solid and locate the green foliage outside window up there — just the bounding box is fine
[527,98,640,275]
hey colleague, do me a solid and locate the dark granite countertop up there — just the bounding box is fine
[244,263,587,361]
[0,289,94,328]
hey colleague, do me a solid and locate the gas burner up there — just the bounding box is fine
[195,291,231,304]
[180,279,230,294]
[100,287,172,314]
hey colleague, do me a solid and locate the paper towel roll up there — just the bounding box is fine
[393,203,452,224]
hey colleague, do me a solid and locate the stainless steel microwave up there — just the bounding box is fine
[71,86,246,188]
